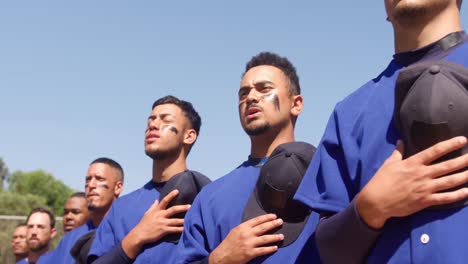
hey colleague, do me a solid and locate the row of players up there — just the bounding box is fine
[11,1,468,263]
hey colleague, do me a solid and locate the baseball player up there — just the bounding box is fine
[88,96,210,264]
[177,52,321,264]
[295,1,468,263]
[38,158,124,264]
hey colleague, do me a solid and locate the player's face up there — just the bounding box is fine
[11,226,28,256]
[62,197,89,233]
[145,103,189,159]
[27,212,56,252]
[85,163,122,213]
[238,65,298,136]
[385,0,454,22]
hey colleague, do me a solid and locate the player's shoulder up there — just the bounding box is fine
[36,250,55,264]
[109,181,154,212]
[195,162,258,202]
[335,60,400,113]
[58,222,93,250]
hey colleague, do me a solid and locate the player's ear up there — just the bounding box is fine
[50,227,57,239]
[290,94,303,117]
[114,180,123,197]
[183,129,197,145]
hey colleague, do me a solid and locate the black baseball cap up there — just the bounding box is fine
[242,141,316,247]
[70,230,96,264]
[158,170,211,242]
[394,60,468,208]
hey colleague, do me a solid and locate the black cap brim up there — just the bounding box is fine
[242,188,310,247]
[159,170,211,243]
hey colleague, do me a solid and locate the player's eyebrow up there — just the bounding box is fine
[148,112,175,120]
[253,80,274,86]
[159,113,174,119]
[240,80,274,89]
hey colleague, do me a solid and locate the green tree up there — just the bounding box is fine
[0,191,47,215]
[8,170,74,216]
[0,158,8,190]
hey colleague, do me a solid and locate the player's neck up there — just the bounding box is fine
[15,254,28,263]
[90,202,113,227]
[393,6,462,53]
[152,154,188,183]
[249,127,295,159]
[28,247,49,263]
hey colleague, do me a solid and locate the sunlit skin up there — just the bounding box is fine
[120,103,197,259]
[62,196,89,233]
[261,93,281,111]
[26,212,56,263]
[85,163,122,226]
[238,65,303,158]
[207,64,303,264]
[144,104,192,162]
[384,0,462,52]
[11,225,28,262]
[353,0,466,230]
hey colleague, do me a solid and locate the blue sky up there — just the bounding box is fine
[1,1,467,194]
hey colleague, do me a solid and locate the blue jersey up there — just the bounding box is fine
[37,221,96,264]
[16,258,28,264]
[295,38,468,263]
[88,180,180,263]
[177,159,320,264]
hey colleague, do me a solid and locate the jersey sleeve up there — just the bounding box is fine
[36,249,55,264]
[92,243,133,264]
[38,230,73,264]
[88,204,118,260]
[176,194,211,263]
[295,105,361,213]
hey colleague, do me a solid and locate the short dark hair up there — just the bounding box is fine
[70,192,86,199]
[90,157,124,181]
[16,223,27,228]
[457,0,462,8]
[152,95,202,152]
[26,207,55,229]
[243,52,301,95]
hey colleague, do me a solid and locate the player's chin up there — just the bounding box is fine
[244,123,270,136]
[88,202,102,211]
[145,146,161,156]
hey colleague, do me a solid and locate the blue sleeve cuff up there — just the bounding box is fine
[315,200,381,264]
[88,243,133,264]
[189,257,209,264]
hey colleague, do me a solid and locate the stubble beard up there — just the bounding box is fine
[28,239,48,252]
[87,196,108,212]
[88,203,98,212]
[393,0,448,24]
[145,145,180,161]
[13,245,28,255]
[145,150,169,160]
[244,122,271,136]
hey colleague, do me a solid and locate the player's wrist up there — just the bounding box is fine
[208,251,218,264]
[208,246,226,264]
[356,191,387,229]
[122,228,146,257]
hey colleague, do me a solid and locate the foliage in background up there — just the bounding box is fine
[0,191,47,215]
[0,158,8,190]
[0,219,64,264]
[0,158,74,263]
[8,170,74,216]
